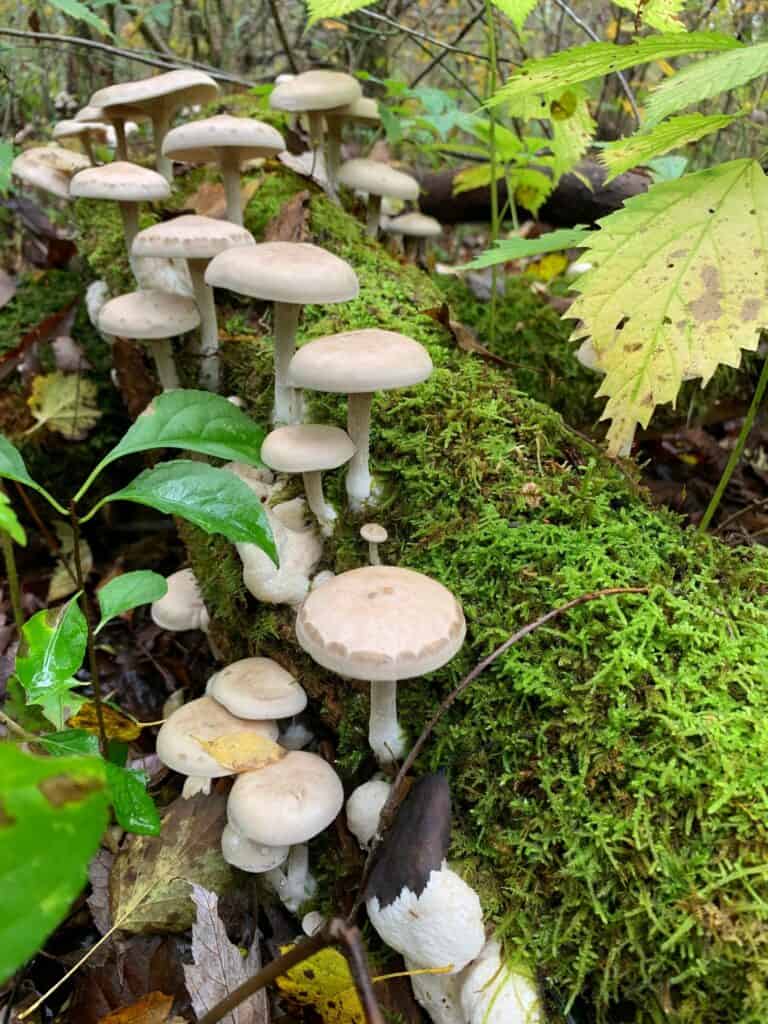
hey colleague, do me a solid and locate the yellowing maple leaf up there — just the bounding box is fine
[27,372,101,440]
[276,945,366,1024]
[194,732,285,772]
[567,159,768,455]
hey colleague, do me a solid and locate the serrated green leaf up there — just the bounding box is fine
[488,32,740,107]
[305,0,368,25]
[491,0,539,31]
[457,227,590,270]
[613,0,686,32]
[645,42,768,128]
[550,87,596,179]
[601,114,740,182]
[15,598,87,713]
[453,162,505,194]
[511,167,557,215]
[567,159,768,456]
[48,0,112,36]
[96,571,168,633]
[90,461,277,561]
[0,744,109,984]
[105,764,161,835]
[0,492,25,545]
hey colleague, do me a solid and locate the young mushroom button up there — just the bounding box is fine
[296,566,466,765]
[207,656,307,720]
[205,242,358,425]
[288,328,432,509]
[383,211,442,263]
[69,161,170,254]
[150,567,209,632]
[360,522,387,565]
[337,158,420,238]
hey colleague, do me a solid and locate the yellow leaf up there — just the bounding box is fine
[276,945,366,1024]
[528,252,568,281]
[657,58,676,75]
[69,701,142,742]
[27,372,101,440]
[194,732,285,772]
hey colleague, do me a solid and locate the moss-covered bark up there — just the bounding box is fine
[74,160,768,1024]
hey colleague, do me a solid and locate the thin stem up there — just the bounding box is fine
[150,338,180,390]
[1,529,24,635]
[366,194,382,239]
[273,302,301,424]
[220,150,243,226]
[368,680,404,765]
[0,709,33,740]
[119,202,139,257]
[82,134,96,164]
[346,392,373,509]
[325,115,342,202]
[113,117,128,160]
[152,106,173,182]
[485,0,500,347]
[188,259,220,392]
[303,470,335,535]
[308,110,324,149]
[699,350,768,532]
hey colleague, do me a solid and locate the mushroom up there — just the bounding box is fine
[98,289,199,391]
[346,776,392,849]
[261,424,356,535]
[409,967,465,1024]
[460,940,543,1024]
[207,656,307,720]
[288,328,433,509]
[302,910,327,936]
[360,522,387,565]
[69,161,170,254]
[221,823,289,873]
[263,842,318,914]
[75,103,146,160]
[11,146,90,199]
[52,119,109,163]
[205,242,358,424]
[337,158,420,238]
[90,69,220,181]
[156,695,279,798]
[296,565,465,765]
[383,211,442,264]
[132,215,255,391]
[162,115,286,226]
[151,567,209,632]
[269,70,362,197]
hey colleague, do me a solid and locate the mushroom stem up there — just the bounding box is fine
[404,236,418,263]
[82,135,96,164]
[264,843,317,914]
[346,391,374,509]
[368,680,405,764]
[273,301,301,425]
[366,194,382,239]
[182,775,211,799]
[188,258,220,392]
[303,470,335,535]
[324,115,342,203]
[368,539,381,566]
[113,118,128,160]
[119,201,140,254]
[152,106,174,182]
[307,111,324,148]
[150,338,180,391]
[220,149,243,226]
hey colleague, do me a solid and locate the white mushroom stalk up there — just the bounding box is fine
[360,523,387,566]
[273,303,301,424]
[187,257,220,392]
[263,843,317,914]
[368,681,406,765]
[346,392,374,510]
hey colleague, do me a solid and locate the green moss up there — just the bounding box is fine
[0,269,82,355]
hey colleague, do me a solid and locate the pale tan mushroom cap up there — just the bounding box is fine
[384,212,442,238]
[338,158,419,200]
[151,567,209,631]
[296,565,465,681]
[221,824,289,872]
[227,750,344,845]
[53,120,110,143]
[156,696,279,779]
[98,289,200,339]
[205,242,359,304]
[289,328,433,394]
[360,523,387,544]
[69,161,170,202]
[162,114,286,164]
[339,97,380,124]
[261,424,356,474]
[91,69,219,115]
[208,657,308,719]
[270,69,361,113]
[132,214,255,260]
[11,148,87,198]
[76,103,148,124]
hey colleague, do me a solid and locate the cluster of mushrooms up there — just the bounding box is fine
[12,66,538,1024]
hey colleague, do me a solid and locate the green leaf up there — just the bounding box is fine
[89,461,277,562]
[487,32,740,107]
[76,390,267,501]
[0,141,13,194]
[613,0,686,32]
[491,0,539,31]
[48,0,112,36]
[647,154,688,181]
[15,598,87,709]
[549,86,596,179]
[0,492,25,545]
[0,744,109,984]
[306,0,368,25]
[601,113,741,182]
[0,435,66,514]
[96,571,168,633]
[456,227,590,270]
[645,41,768,128]
[104,764,161,835]
[39,729,98,757]
[567,159,768,456]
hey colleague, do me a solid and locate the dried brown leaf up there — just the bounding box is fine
[88,848,114,935]
[265,190,311,243]
[98,991,174,1024]
[187,180,261,220]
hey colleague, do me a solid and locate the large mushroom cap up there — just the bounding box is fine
[269,69,361,113]
[207,657,307,719]
[132,214,255,260]
[91,69,219,116]
[53,119,110,144]
[11,146,89,198]
[339,97,380,124]
[205,241,358,305]
[162,114,286,164]
[156,695,280,779]
[227,750,344,846]
[384,212,442,238]
[296,565,465,682]
[338,158,419,200]
[289,328,433,394]
[261,424,356,474]
[98,289,200,339]
[69,161,170,202]
[151,567,208,631]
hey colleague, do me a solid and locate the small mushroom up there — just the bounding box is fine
[75,103,146,159]
[207,656,307,720]
[346,776,392,849]
[360,522,387,565]
[205,242,358,424]
[151,567,209,632]
[337,158,420,238]
[460,940,543,1024]
[69,161,170,254]
[98,289,199,391]
[52,119,110,163]
[296,566,465,764]
[11,146,90,199]
[162,115,286,225]
[383,211,442,264]
[263,842,317,914]
[221,823,289,873]
[132,215,255,391]
[288,328,432,509]
[302,910,327,936]
[261,424,356,535]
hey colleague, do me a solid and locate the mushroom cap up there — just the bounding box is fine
[91,69,219,116]
[132,214,255,260]
[11,147,89,198]
[338,96,380,124]
[269,69,361,114]
[156,696,279,779]
[205,241,358,305]
[69,161,170,202]
[289,328,433,395]
[296,565,465,682]
[76,103,148,124]
[221,823,289,872]
[53,119,110,143]
[207,656,307,719]
[261,424,356,474]
[227,750,344,846]
[384,212,442,239]
[337,158,419,200]
[346,777,391,849]
[98,289,200,339]
[360,522,387,544]
[460,941,542,1024]
[162,114,286,164]
[151,567,209,632]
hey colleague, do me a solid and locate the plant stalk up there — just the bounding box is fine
[70,503,108,756]
[1,529,24,635]
[484,0,500,346]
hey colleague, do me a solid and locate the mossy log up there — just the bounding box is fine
[75,164,768,1024]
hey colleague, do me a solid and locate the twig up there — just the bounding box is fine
[409,7,485,87]
[11,481,61,558]
[0,709,32,741]
[715,495,768,534]
[1,530,24,636]
[268,0,299,74]
[350,584,649,917]
[359,8,505,62]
